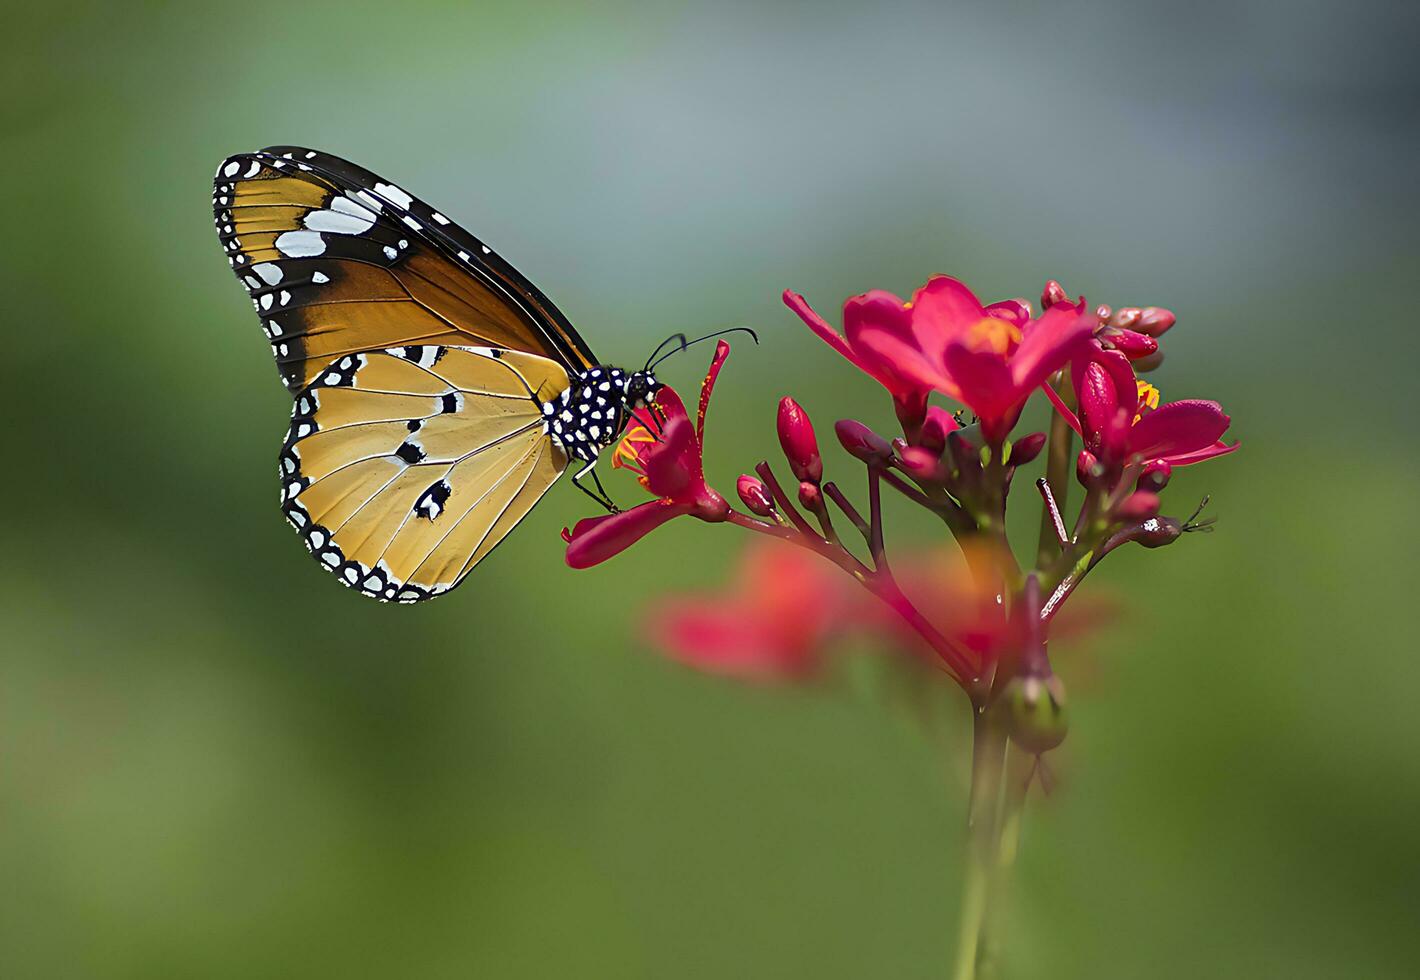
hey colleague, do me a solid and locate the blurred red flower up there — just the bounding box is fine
[645,540,851,681]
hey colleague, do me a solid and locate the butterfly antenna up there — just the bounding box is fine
[646,326,759,371]
[642,333,688,372]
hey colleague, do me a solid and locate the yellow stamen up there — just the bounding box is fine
[1134,380,1160,423]
[613,426,654,469]
[966,317,1021,355]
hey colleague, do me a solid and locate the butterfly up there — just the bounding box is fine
[212,146,686,603]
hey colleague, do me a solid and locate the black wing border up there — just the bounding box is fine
[243,144,598,373]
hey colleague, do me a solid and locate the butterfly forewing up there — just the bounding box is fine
[213,147,596,394]
[280,345,571,602]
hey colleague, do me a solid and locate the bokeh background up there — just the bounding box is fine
[4,1,1417,977]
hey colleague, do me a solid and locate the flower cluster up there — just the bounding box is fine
[564,273,1238,751]
[562,270,1238,979]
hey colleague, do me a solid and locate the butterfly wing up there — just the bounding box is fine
[213,146,597,393]
[280,345,571,602]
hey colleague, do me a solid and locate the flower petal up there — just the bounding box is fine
[1161,439,1240,467]
[642,415,696,498]
[909,276,988,341]
[1127,399,1231,460]
[853,329,955,397]
[984,298,1032,328]
[564,499,690,568]
[941,342,1017,420]
[783,290,856,363]
[697,340,731,442]
[843,289,912,342]
[1009,302,1095,395]
[1041,381,1082,436]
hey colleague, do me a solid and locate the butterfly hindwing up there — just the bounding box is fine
[213,147,596,394]
[280,345,571,602]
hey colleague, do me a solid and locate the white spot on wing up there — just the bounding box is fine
[275,230,325,257]
[252,262,283,285]
[373,182,413,209]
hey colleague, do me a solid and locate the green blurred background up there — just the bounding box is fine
[4,1,1416,976]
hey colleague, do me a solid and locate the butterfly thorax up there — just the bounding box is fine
[542,366,661,461]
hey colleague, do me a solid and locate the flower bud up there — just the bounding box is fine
[1137,515,1183,548]
[1076,449,1102,487]
[1117,490,1161,521]
[736,475,775,516]
[916,405,959,454]
[1003,674,1068,754]
[777,397,822,483]
[1007,431,1046,467]
[899,445,943,482]
[1095,304,1112,324]
[1136,460,1172,493]
[834,418,892,464]
[1132,349,1165,373]
[797,480,822,511]
[1041,280,1070,310]
[1108,329,1158,359]
[1111,306,1142,330]
[1136,306,1176,337]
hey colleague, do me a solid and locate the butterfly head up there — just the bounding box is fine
[622,370,662,410]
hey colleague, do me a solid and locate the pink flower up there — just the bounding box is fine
[645,541,849,681]
[786,276,1093,444]
[562,343,732,568]
[1043,348,1239,471]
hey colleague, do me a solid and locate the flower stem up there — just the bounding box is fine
[952,710,1009,980]
[976,746,1033,980]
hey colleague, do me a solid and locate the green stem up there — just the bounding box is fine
[952,711,1009,980]
[976,746,1033,980]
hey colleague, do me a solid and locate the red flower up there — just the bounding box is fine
[786,276,1092,444]
[562,342,732,568]
[1043,348,1239,470]
[645,541,849,681]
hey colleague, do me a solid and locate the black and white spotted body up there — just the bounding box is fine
[542,366,661,461]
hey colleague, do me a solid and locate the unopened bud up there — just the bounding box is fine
[1041,279,1070,310]
[736,475,774,516]
[1117,490,1161,521]
[1137,515,1183,548]
[1109,329,1158,359]
[797,480,822,511]
[899,445,942,481]
[835,418,892,464]
[1003,674,1068,754]
[777,397,822,483]
[1136,306,1176,337]
[1008,431,1046,467]
[1111,306,1142,330]
[1132,350,1165,373]
[1076,449,1102,487]
[1137,460,1172,493]
[917,405,959,454]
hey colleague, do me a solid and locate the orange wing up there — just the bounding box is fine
[280,345,571,602]
[213,146,597,393]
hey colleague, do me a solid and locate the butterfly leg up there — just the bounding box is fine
[572,459,620,514]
